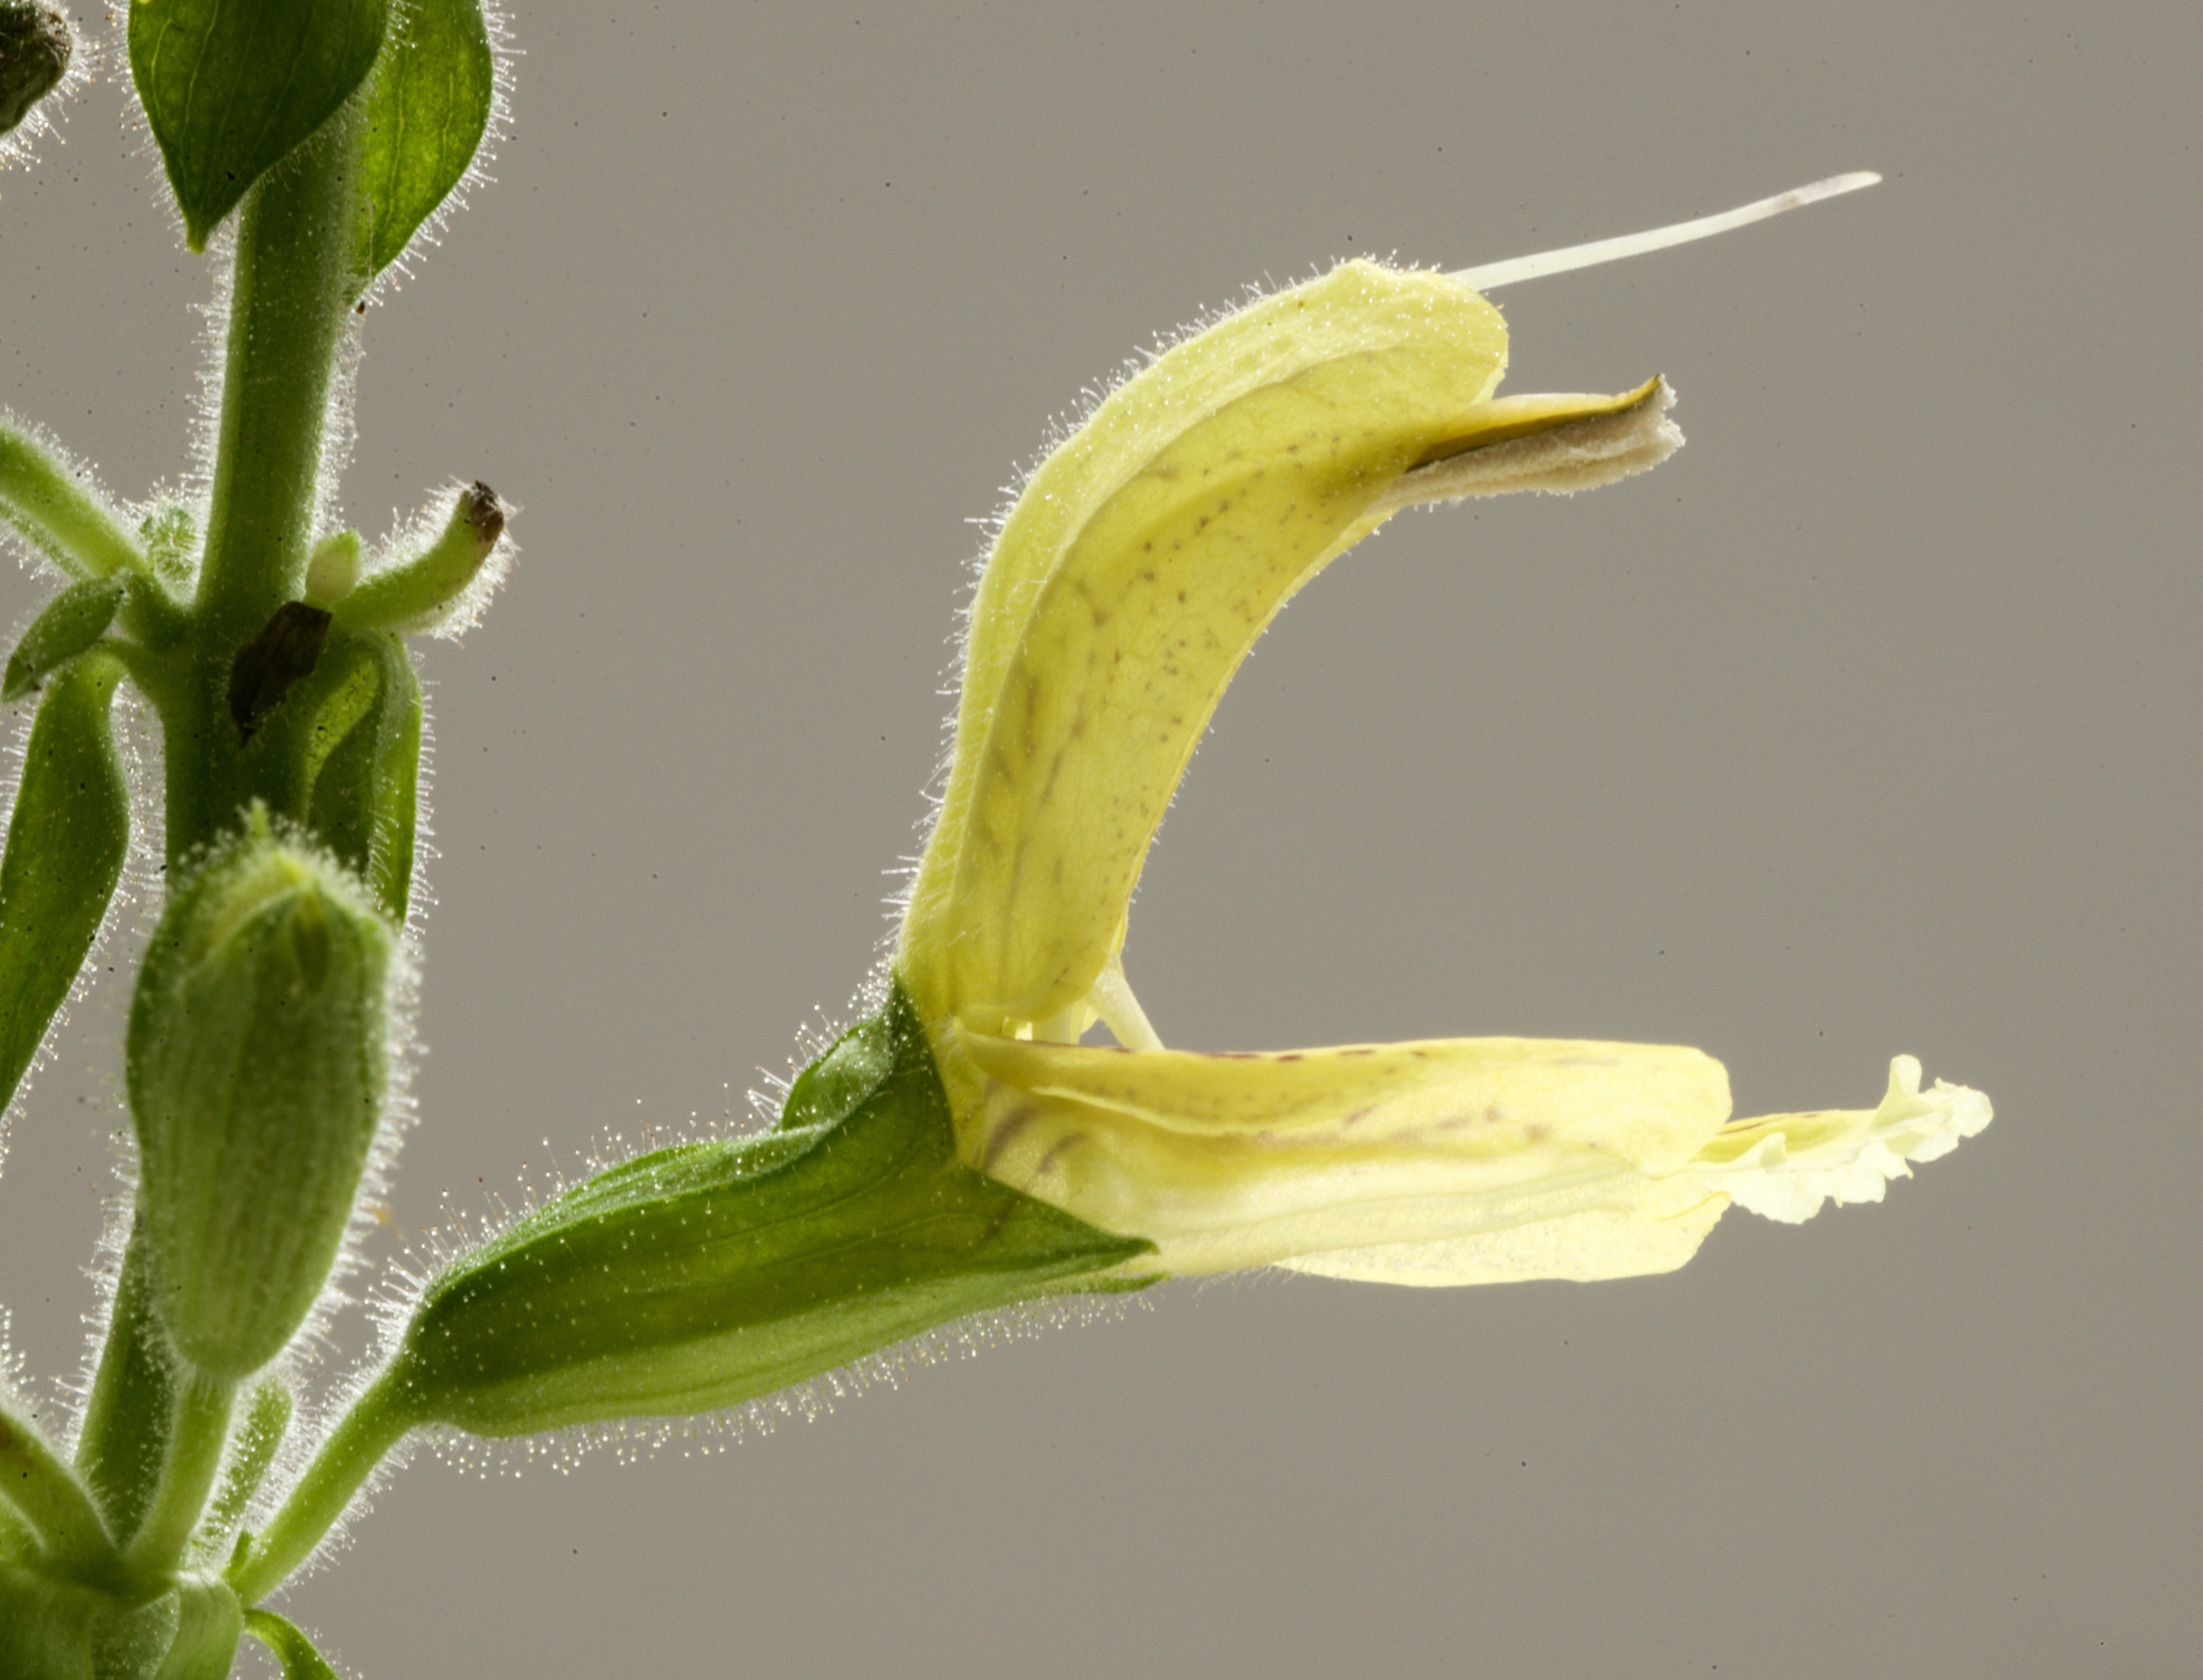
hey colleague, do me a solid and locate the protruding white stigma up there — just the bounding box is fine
[1450,172,1882,292]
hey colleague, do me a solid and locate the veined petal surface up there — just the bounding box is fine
[955,1027,1733,1279]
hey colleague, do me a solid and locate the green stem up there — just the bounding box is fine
[193,108,364,635]
[122,1375,236,1579]
[191,1379,291,1561]
[0,1392,116,1576]
[170,101,366,864]
[74,1224,179,1548]
[0,421,147,582]
[244,1607,345,1680]
[228,1365,415,1605]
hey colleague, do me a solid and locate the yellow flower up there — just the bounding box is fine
[896,205,1988,1286]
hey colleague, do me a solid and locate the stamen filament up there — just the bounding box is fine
[1451,171,1880,292]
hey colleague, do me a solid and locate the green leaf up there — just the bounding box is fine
[0,654,127,1119]
[356,0,494,280]
[244,1609,344,1680]
[2,576,123,703]
[265,627,421,922]
[130,0,391,252]
[394,980,1154,1435]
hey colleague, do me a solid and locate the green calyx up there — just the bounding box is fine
[127,812,399,1381]
[389,979,1151,1436]
[0,1562,241,1680]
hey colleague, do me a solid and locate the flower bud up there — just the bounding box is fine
[0,3,69,138]
[128,812,398,1379]
[333,482,509,636]
[301,529,362,610]
[2,575,121,702]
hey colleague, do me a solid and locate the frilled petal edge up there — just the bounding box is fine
[1692,1054,1993,1225]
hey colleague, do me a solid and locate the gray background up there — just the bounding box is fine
[3,2,2196,1676]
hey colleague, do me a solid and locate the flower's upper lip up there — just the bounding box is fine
[898,259,1679,1047]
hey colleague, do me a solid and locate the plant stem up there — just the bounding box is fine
[0,421,147,581]
[122,1374,236,1579]
[191,1379,291,1562]
[227,1366,415,1605]
[73,1226,177,1550]
[169,100,366,863]
[193,108,363,637]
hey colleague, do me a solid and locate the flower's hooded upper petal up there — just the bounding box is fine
[899,260,1678,1041]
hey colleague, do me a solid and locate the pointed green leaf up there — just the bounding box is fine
[394,981,1152,1435]
[130,0,391,252]
[0,653,127,1120]
[356,0,494,280]
[3,576,123,703]
[258,626,421,922]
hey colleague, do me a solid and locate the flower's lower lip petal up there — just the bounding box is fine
[985,1096,1731,1280]
[1277,1195,1732,1286]
[958,1026,1731,1173]
[1692,1055,1993,1224]
[960,1027,1738,1278]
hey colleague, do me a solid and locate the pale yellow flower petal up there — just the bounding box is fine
[900,261,1673,1041]
[954,1027,1732,1278]
[1277,1195,1729,1287]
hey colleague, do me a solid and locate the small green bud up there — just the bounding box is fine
[0,3,69,138]
[128,814,399,1379]
[301,529,362,610]
[334,482,509,634]
[138,504,199,583]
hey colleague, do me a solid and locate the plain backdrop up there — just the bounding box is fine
[3,3,2196,1677]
